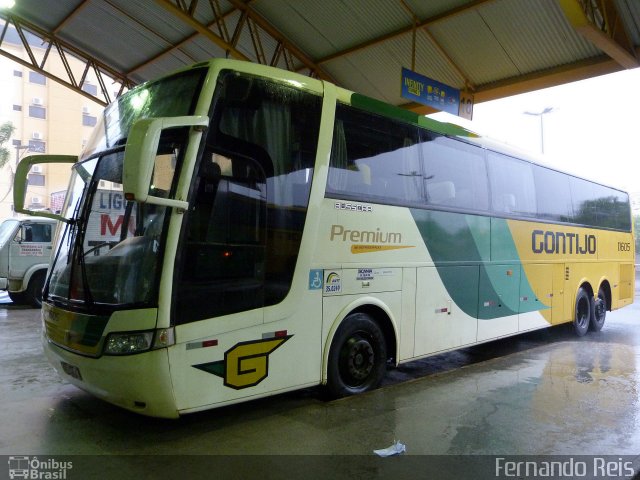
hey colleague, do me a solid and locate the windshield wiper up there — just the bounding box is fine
[67,184,95,306]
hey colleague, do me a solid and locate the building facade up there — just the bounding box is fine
[0,26,109,219]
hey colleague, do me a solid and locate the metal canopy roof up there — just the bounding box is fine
[1,0,639,111]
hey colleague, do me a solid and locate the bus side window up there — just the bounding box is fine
[327,103,423,205]
[487,152,536,217]
[420,134,489,212]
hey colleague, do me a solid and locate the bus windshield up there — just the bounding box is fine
[45,68,207,311]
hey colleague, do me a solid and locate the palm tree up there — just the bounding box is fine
[0,121,16,170]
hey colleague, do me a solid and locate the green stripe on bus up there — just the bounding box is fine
[411,210,544,319]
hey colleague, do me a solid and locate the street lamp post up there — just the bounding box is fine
[524,107,554,154]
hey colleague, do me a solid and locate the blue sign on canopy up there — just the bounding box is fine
[401,67,460,116]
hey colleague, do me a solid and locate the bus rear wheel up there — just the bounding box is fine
[326,313,387,398]
[590,287,607,332]
[573,287,591,337]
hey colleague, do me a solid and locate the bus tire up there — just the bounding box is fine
[326,313,387,398]
[26,271,46,308]
[590,287,606,332]
[573,287,590,337]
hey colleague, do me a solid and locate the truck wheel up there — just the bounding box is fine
[26,271,46,308]
[8,291,26,305]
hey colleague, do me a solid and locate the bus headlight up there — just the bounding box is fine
[104,328,175,355]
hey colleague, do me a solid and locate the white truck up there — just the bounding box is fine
[0,217,56,307]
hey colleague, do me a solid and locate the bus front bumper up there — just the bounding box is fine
[42,333,180,419]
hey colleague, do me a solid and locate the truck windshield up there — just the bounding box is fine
[0,219,19,247]
[45,67,206,311]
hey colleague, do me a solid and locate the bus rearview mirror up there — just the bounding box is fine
[123,115,209,209]
[14,154,77,223]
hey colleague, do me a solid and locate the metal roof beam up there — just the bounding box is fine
[154,0,250,61]
[0,13,136,106]
[153,0,333,80]
[127,0,238,76]
[402,45,640,110]
[473,48,640,103]
[225,0,333,80]
[559,0,639,69]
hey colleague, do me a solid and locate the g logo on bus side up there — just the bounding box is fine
[193,336,292,390]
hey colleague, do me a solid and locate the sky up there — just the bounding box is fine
[430,68,640,194]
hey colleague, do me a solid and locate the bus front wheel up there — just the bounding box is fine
[573,287,591,337]
[326,313,387,398]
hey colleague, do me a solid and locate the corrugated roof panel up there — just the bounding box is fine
[404,0,480,21]
[253,0,411,60]
[109,0,194,41]
[617,0,640,46]
[4,0,640,107]
[12,0,80,30]
[188,0,234,25]
[428,8,519,86]
[181,35,226,63]
[324,39,428,105]
[134,51,197,83]
[419,35,467,88]
[478,0,601,76]
[60,1,180,73]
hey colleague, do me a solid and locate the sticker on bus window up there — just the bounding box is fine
[309,269,323,290]
[324,271,342,294]
[357,268,374,281]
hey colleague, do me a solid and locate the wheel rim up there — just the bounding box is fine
[339,333,375,386]
[576,295,590,329]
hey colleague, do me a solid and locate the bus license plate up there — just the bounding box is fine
[60,361,83,381]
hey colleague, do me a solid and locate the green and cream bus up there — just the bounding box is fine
[15,59,635,418]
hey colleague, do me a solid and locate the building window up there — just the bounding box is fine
[29,105,46,119]
[28,71,46,85]
[13,104,22,111]
[82,115,97,127]
[13,70,22,77]
[28,174,45,186]
[82,83,98,96]
[28,140,46,153]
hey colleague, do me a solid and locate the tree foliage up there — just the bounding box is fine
[0,121,16,170]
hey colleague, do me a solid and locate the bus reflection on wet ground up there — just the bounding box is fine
[1,273,639,461]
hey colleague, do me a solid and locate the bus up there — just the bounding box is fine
[14,59,635,418]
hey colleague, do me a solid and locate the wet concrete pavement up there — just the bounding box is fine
[1,277,640,478]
